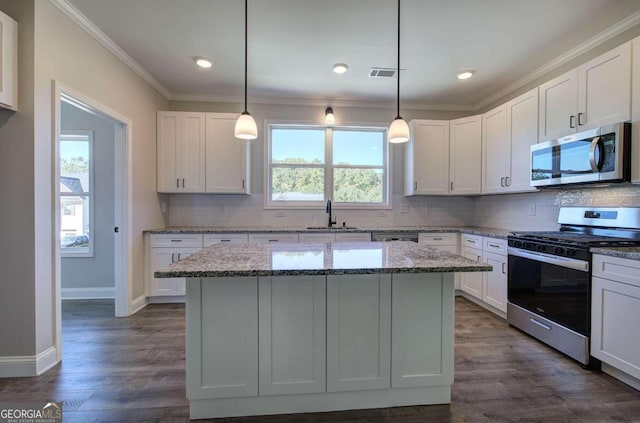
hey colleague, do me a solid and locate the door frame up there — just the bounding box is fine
[53,82,133,361]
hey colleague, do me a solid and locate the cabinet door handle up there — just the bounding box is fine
[414,181,417,191]
[171,253,175,263]
[477,255,481,262]
[578,112,584,126]
[500,177,505,187]
[502,263,506,274]
[242,179,245,189]
[505,176,510,186]
[450,181,454,191]
[177,253,182,261]
[182,179,185,188]
[176,178,180,188]
[569,115,576,129]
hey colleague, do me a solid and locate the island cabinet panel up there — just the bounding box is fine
[326,275,391,392]
[186,278,258,399]
[258,276,327,395]
[391,273,454,388]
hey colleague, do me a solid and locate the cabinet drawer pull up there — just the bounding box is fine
[170,239,183,242]
[219,239,231,242]
[268,239,279,242]
[466,239,476,244]
[432,237,443,241]
[488,243,500,248]
[502,263,506,274]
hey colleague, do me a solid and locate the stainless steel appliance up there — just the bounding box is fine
[507,207,640,367]
[530,122,631,187]
[372,232,418,242]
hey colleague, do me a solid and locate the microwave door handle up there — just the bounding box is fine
[588,136,603,172]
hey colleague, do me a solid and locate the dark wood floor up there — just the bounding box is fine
[1,298,639,422]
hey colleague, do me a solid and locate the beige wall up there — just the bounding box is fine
[0,0,168,361]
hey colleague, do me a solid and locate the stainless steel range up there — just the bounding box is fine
[507,207,640,367]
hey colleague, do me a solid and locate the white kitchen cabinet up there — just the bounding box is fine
[405,120,450,195]
[147,234,203,298]
[205,113,251,194]
[631,36,640,184]
[482,251,507,313]
[449,115,482,195]
[0,10,18,110]
[258,276,326,396]
[592,255,640,386]
[157,111,206,193]
[482,105,509,193]
[299,233,335,243]
[482,88,539,194]
[187,278,258,399]
[327,274,391,392]
[460,246,483,300]
[334,232,371,242]
[391,273,454,388]
[419,232,459,288]
[505,88,539,193]
[248,233,299,243]
[539,43,631,142]
[299,232,371,243]
[203,233,249,246]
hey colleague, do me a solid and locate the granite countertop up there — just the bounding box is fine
[154,241,493,278]
[590,247,640,261]
[145,226,514,239]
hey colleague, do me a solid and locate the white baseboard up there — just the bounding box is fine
[0,346,59,377]
[129,295,148,315]
[61,287,115,300]
[602,363,640,391]
[147,295,185,304]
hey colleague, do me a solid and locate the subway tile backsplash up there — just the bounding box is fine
[166,185,640,231]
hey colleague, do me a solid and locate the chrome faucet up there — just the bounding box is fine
[326,199,337,228]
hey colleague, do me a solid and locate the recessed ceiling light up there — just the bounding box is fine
[457,70,474,80]
[333,63,349,74]
[195,57,213,68]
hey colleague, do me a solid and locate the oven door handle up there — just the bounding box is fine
[508,247,589,272]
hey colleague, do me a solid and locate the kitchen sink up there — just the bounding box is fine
[306,226,358,230]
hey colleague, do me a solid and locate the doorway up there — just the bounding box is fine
[53,83,133,362]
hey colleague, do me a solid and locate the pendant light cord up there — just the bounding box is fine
[396,0,401,119]
[243,0,248,113]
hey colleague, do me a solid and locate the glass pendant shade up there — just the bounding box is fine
[388,117,410,143]
[234,112,258,139]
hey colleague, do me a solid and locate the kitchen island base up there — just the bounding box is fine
[186,272,455,419]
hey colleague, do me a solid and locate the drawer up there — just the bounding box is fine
[461,233,482,249]
[462,246,483,261]
[418,232,457,245]
[593,254,640,288]
[150,233,203,248]
[483,237,507,255]
[204,233,249,246]
[248,233,299,243]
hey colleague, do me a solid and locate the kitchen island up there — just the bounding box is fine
[155,241,491,419]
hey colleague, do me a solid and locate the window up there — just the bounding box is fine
[267,125,389,208]
[59,131,94,257]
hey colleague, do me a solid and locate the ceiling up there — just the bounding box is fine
[62,0,640,110]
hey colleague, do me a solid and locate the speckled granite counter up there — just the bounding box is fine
[591,247,640,261]
[145,226,514,239]
[155,241,492,278]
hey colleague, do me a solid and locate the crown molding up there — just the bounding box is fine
[49,0,172,99]
[169,93,476,112]
[474,9,640,111]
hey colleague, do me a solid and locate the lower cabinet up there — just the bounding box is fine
[327,274,391,392]
[149,247,201,295]
[482,251,507,313]
[258,276,327,395]
[460,246,483,300]
[592,254,640,385]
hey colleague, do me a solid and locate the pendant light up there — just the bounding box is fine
[235,0,258,140]
[387,0,410,144]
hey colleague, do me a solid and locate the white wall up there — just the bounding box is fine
[60,102,115,291]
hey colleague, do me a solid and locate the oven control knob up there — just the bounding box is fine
[567,249,576,257]
[537,245,545,252]
[554,247,565,255]
[514,241,522,248]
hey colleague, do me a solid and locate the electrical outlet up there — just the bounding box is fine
[529,205,536,216]
[400,203,409,214]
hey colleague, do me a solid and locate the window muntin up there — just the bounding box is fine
[267,124,389,208]
[60,131,94,257]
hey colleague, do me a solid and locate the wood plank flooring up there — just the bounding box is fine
[1,297,639,422]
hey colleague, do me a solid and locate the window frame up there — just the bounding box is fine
[264,121,391,210]
[60,130,95,258]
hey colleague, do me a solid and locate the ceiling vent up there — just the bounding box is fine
[369,67,397,78]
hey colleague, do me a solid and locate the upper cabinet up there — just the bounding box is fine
[205,113,250,194]
[631,36,640,184]
[539,43,631,142]
[449,115,482,195]
[0,10,18,111]
[157,112,251,194]
[405,120,450,195]
[157,111,206,193]
[482,88,539,194]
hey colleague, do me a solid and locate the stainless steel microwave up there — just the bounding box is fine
[530,122,631,188]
